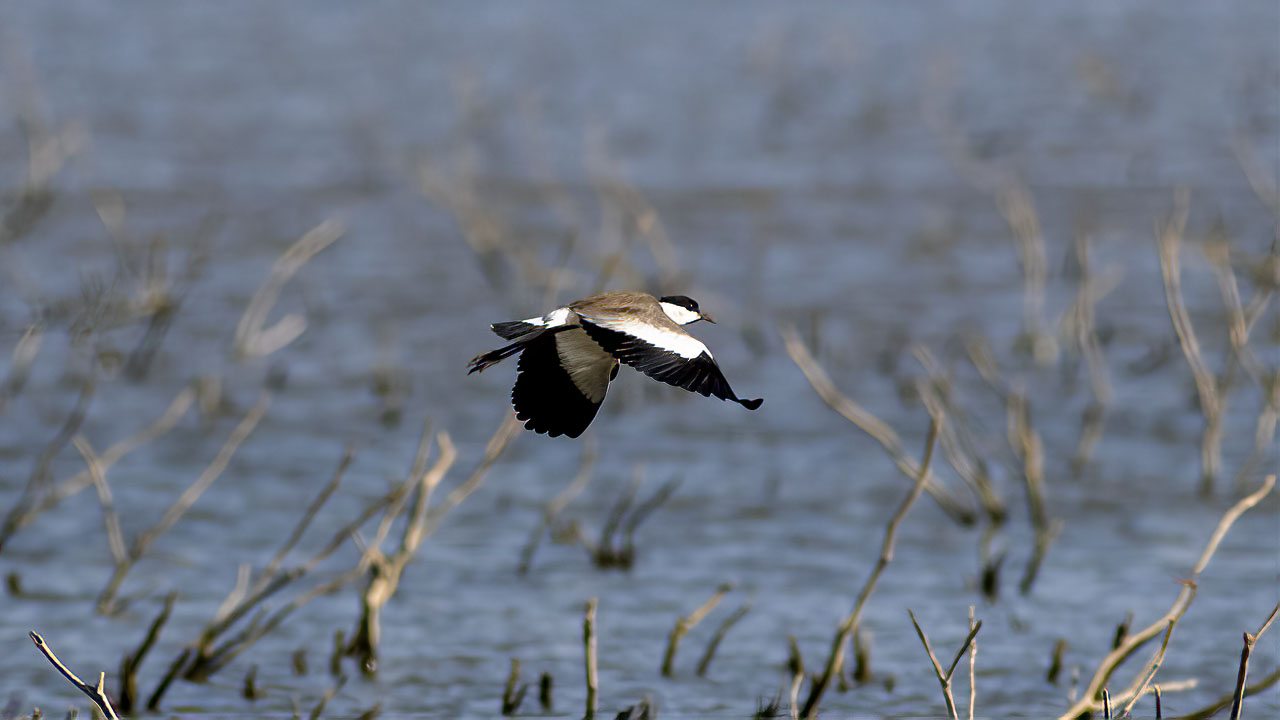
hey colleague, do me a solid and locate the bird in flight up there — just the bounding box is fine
[468,292,763,438]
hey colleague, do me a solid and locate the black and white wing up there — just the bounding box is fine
[577,315,762,410]
[511,328,617,438]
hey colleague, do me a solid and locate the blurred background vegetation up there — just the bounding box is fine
[1,2,1277,718]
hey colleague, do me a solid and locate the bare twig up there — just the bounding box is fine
[0,322,43,414]
[781,324,974,525]
[800,415,942,718]
[788,637,805,720]
[0,376,96,553]
[1156,188,1222,495]
[968,605,977,720]
[662,583,732,676]
[1173,669,1280,720]
[1006,388,1059,595]
[584,597,598,720]
[1119,620,1176,716]
[1057,474,1275,719]
[98,393,270,613]
[697,598,752,677]
[233,219,344,359]
[29,631,120,720]
[1230,601,1280,720]
[912,349,1005,522]
[502,658,527,715]
[347,427,458,675]
[519,437,596,574]
[73,436,126,569]
[1,386,195,546]
[996,181,1057,366]
[117,591,177,712]
[907,609,983,720]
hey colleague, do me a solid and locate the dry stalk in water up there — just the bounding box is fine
[518,436,596,574]
[117,591,177,712]
[1229,600,1280,720]
[906,609,983,720]
[29,631,120,720]
[787,636,805,720]
[0,385,195,548]
[502,657,527,715]
[661,583,733,676]
[968,605,977,720]
[996,181,1057,366]
[0,322,43,415]
[697,598,752,677]
[800,414,942,718]
[1156,187,1223,495]
[233,219,343,359]
[1060,233,1118,475]
[912,347,1006,523]
[1118,620,1175,717]
[346,426,458,675]
[0,375,96,554]
[1057,474,1275,719]
[584,597,599,720]
[1006,388,1059,595]
[97,393,270,613]
[780,323,973,525]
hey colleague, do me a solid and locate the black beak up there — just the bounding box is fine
[700,312,717,324]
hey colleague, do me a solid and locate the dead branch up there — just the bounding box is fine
[346,427,458,675]
[1059,234,1119,476]
[662,583,733,676]
[0,322,43,414]
[519,436,596,575]
[1057,474,1275,719]
[800,414,942,718]
[1119,620,1175,717]
[1006,388,1059,595]
[233,219,343,359]
[29,631,120,720]
[1230,601,1280,720]
[72,435,126,569]
[98,393,269,613]
[1156,188,1222,495]
[780,324,974,525]
[696,598,752,678]
[0,375,96,554]
[968,606,978,720]
[117,591,177,712]
[996,181,1057,366]
[906,609,983,720]
[912,348,1006,523]
[502,657,527,715]
[788,636,805,720]
[584,597,599,720]
[1,385,195,547]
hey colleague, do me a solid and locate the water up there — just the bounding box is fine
[1,1,1277,717]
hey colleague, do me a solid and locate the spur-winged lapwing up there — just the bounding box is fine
[468,292,763,437]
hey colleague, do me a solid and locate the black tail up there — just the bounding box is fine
[736,397,764,410]
[467,341,526,374]
[468,325,571,374]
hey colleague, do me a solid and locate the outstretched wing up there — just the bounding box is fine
[510,330,615,438]
[578,318,762,409]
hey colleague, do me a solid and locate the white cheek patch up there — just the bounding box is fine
[555,329,616,402]
[659,302,702,326]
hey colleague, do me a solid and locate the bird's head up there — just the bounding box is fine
[659,295,715,325]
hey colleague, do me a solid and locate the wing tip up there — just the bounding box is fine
[738,397,763,410]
